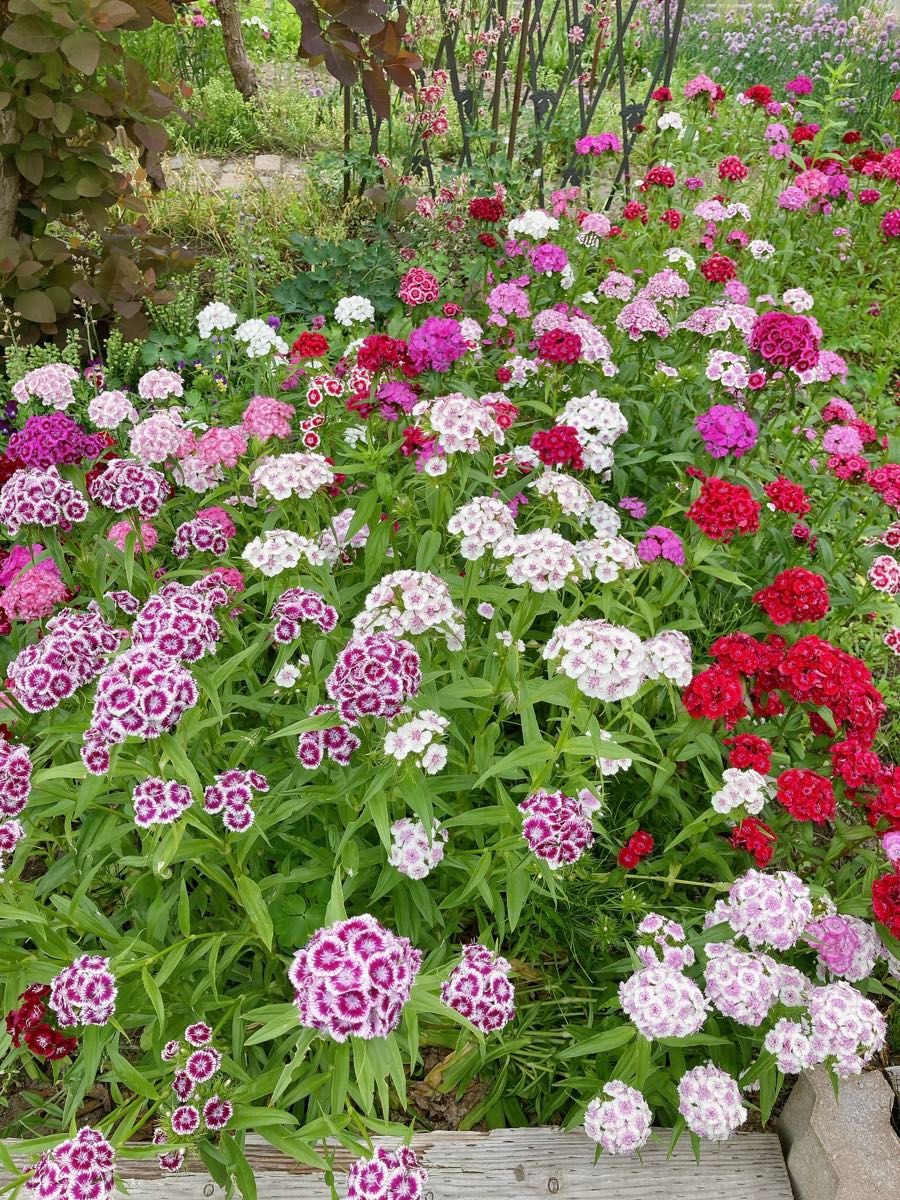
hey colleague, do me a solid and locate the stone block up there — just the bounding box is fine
[254,154,282,173]
[776,1066,900,1200]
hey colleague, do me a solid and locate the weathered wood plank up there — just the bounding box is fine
[1,1129,795,1199]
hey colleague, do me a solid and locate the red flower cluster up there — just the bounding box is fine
[749,311,820,372]
[536,329,582,365]
[356,334,413,376]
[530,425,584,470]
[718,155,749,181]
[724,733,772,774]
[779,635,885,745]
[868,769,900,831]
[291,332,330,359]
[468,196,505,222]
[872,873,900,936]
[482,397,519,430]
[867,463,900,509]
[651,86,672,101]
[622,200,649,223]
[743,84,772,106]
[682,664,747,728]
[699,253,738,283]
[730,817,776,867]
[765,475,811,515]
[830,738,887,796]
[617,830,653,869]
[686,474,760,541]
[752,567,830,625]
[776,768,836,824]
[5,984,77,1060]
[792,123,819,144]
[660,208,683,229]
[642,165,676,188]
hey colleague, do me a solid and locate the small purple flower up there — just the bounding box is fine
[638,526,685,566]
[619,496,648,519]
[695,404,758,458]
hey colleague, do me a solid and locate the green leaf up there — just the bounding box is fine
[60,31,101,74]
[559,1024,635,1059]
[236,874,274,950]
[14,289,57,325]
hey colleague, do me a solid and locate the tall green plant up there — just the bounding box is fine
[0,0,189,338]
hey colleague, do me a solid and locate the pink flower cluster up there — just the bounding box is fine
[325,633,422,723]
[288,914,422,1041]
[132,778,193,828]
[138,368,184,400]
[173,506,236,559]
[723,869,813,950]
[388,817,447,879]
[26,1127,115,1200]
[440,943,515,1032]
[12,363,78,410]
[399,267,440,306]
[518,788,598,869]
[0,467,89,535]
[49,955,117,1027]
[695,404,759,458]
[584,1081,652,1156]
[89,459,170,517]
[346,1147,428,1200]
[272,587,338,643]
[203,768,269,833]
[0,819,25,877]
[132,580,224,663]
[241,394,294,441]
[8,606,127,714]
[251,451,334,500]
[749,311,820,373]
[703,941,780,1026]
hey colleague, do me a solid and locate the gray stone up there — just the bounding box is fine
[195,158,221,176]
[254,153,282,173]
[776,1066,900,1200]
[166,156,184,171]
[218,172,249,192]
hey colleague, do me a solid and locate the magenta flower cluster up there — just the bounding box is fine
[288,914,422,1041]
[7,413,106,469]
[272,586,339,643]
[131,580,224,663]
[26,1127,115,1200]
[637,525,685,565]
[325,633,422,723]
[8,606,127,714]
[203,768,269,833]
[156,1023,232,1172]
[132,778,193,828]
[296,705,362,769]
[0,740,33,818]
[88,459,170,517]
[49,955,117,1027]
[440,943,516,1032]
[695,404,759,458]
[346,1147,428,1200]
[517,788,596,869]
[0,467,89,535]
[407,316,467,373]
[173,507,236,559]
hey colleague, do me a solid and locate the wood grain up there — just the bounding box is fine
[1,1129,795,1199]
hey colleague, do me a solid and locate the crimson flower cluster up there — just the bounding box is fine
[530,425,584,470]
[686,473,760,541]
[752,568,830,625]
[618,830,654,869]
[749,311,820,373]
[776,768,836,824]
[5,984,78,1060]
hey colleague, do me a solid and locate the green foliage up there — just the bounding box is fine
[274,233,400,319]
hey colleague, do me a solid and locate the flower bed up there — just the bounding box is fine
[0,66,898,1198]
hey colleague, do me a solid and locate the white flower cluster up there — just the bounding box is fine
[574,535,641,584]
[241,529,327,577]
[318,507,370,565]
[764,982,886,1078]
[197,301,238,339]
[596,731,631,776]
[677,1063,746,1142]
[334,295,376,326]
[618,963,709,1040]
[427,393,505,454]
[493,529,580,593]
[388,817,448,879]
[556,391,628,477]
[748,239,775,260]
[251,452,334,500]
[507,209,560,240]
[353,570,465,649]
[447,496,516,560]
[703,941,781,1026]
[710,768,772,815]
[543,619,692,702]
[782,287,814,313]
[723,869,813,951]
[234,318,288,358]
[583,1081,652,1156]
[383,711,449,775]
[529,470,596,518]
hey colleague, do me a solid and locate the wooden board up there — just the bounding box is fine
[1,1129,795,1200]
